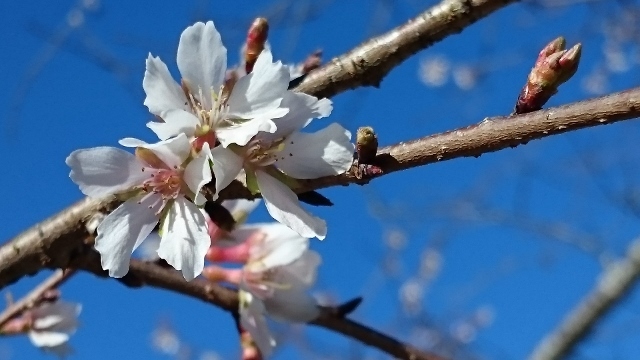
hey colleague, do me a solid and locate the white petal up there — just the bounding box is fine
[157,197,210,281]
[239,291,275,358]
[28,330,70,348]
[32,301,80,331]
[282,250,321,286]
[66,147,147,198]
[177,21,227,109]
[216,117,280,147]
[183,143,212,206]
[226,49,290,119]
[143,54,188,116]
[265,251,321,322]
[256,171,327,239]
[268,92,332,140]
[146,109,200,141]
[266,288,319,323]
[118,137,148,147]
[94,196,159,278]
[222,199,261,222]
[140,133,191,168]
[210,146,244,199]
[276,123,354,179]
[243,223,309,269]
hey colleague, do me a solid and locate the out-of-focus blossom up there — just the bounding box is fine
[1,300,81,358]
[204,223,321,357]
[419,55,450,87]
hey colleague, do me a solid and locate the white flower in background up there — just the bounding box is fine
[143,21,291,148]
[27,300,82,358]
[239,290,275,357]
[237,224,321,357]
[210,93,354,239]
[66,134,211,280]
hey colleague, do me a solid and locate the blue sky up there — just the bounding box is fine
[2,0,640,359]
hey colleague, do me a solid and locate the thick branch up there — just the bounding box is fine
[2,88,640,290]
[70,250,441,360]
[293,0,519,98]
[0,197,117,289]
[529,236,640,360]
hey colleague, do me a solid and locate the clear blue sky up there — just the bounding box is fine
[2,0,640,359]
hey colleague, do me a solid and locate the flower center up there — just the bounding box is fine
[138,168,184,213]
[182,81,237,132]
[244,138,283,167]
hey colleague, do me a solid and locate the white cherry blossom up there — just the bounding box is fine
[237,224,321,357]
[143,21,291,148]
[66,134,211,280]
[209,93,354,239]
[27,300,82,357]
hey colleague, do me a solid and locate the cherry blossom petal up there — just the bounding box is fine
[95,196,159,278]
[226,49,290,119]
[32,302,78,330]
[266,287,319,323]
[276,123,354,179]
[118,137,148,147]
[267,92,333,140]
[244,223,309,270]
[223,199,261,223]
[177,21,227,109]
[143,54,188,116]
[210,146,244,199]
[216,117,279,147]
[146,109,200,140]
[140,133,191,168]
[239,291,276,358]
[183,143,212,206]
[266,252,321,322]
[287,250,321,285]
[28,331,70,348]
[158,197,210,281]
[66,147,147,198]
[255,171,327,239]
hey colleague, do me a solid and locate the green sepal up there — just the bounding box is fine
[264,166,300,189]
[246,170,260,195]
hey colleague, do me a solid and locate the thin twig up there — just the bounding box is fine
[529,236,640,360]
[0,268,76,327]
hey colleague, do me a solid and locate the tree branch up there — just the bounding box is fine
[68,249,443,360]
[218,86,640,199]
[0,268,76,327]
[529,236,640,360]
[293,0,519,98]
[2,87,640,290]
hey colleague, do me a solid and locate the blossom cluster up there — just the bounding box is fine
[204,199,321,357]
[66,20,354,282]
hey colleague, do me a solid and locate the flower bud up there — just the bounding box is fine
[356,126,378,165]
[514,37,582,114]
[244,18,269,74]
